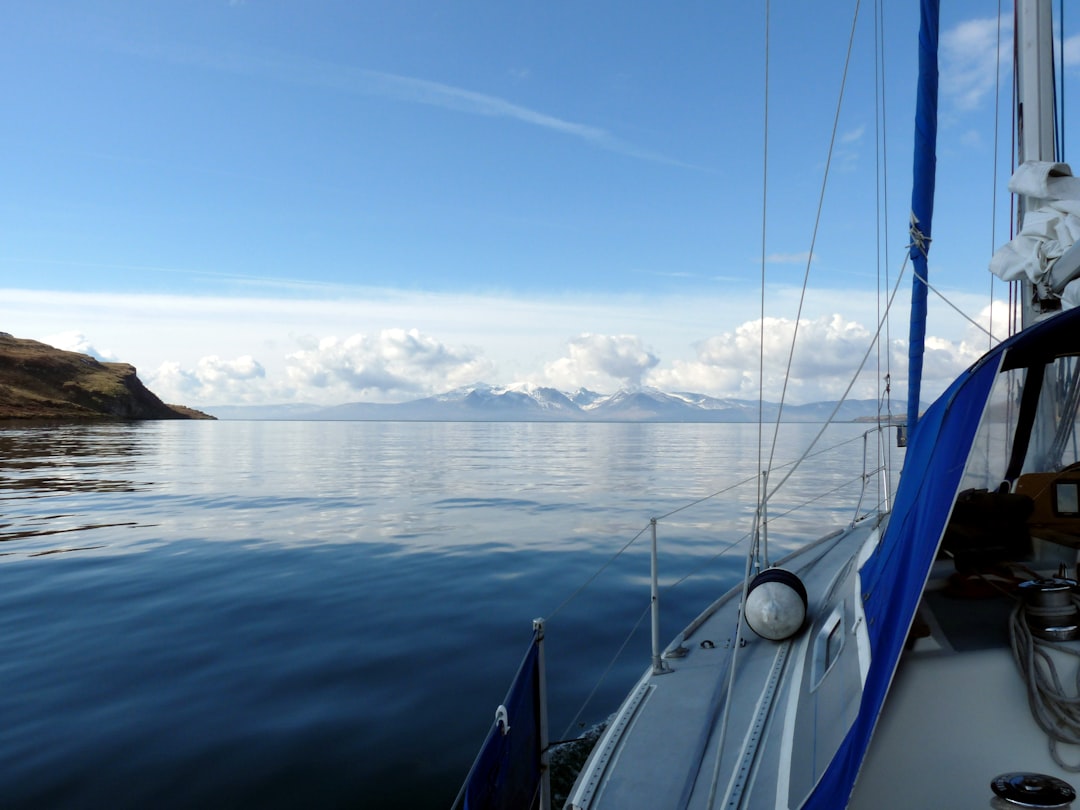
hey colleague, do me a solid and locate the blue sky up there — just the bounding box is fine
[3,2,1079,409]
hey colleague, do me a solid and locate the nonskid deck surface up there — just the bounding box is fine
[568,520,881,810]
[850,563,1080,809]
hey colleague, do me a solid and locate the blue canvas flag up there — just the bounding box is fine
[462,633,542,810]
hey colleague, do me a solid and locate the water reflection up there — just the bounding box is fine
[0,420,897,562]
[0,423,153,553]
[0,422,147,478]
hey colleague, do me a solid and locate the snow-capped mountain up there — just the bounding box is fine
[209,383,903,422]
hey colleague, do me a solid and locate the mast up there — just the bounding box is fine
[905,0,940,433]
[1015,0,1065,474]
[1016,0,1060,326]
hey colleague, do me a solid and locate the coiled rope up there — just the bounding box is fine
[1009,595,1080,771]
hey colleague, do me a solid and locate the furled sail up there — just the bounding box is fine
[906,0,940,431]
[990,160,1080,308]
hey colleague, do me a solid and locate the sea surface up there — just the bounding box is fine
[0,420,899,809]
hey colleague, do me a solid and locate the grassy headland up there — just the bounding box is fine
[0,332,212,420]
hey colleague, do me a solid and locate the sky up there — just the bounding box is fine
[3,1,1080,410]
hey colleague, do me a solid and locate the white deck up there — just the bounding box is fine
[850,567,1080,809]
[567,519,882,810]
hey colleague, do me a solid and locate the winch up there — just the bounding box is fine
[1018,577,1080,642]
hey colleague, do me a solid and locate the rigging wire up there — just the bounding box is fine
[552,427,884,736]
[1055,0,1064,163]
[653,474,758,522]
[874,0,881,447]
[712,6,867,806]
[548,425,881,625]
[546,470,761,620]
[710,3,778,790]
[911,267,999,341]
[660,429,885,595]
[991,0,1004,350]
[551,422,889,745]
[766,252,909,502]
[665,468,873,594]
[545,526,650,623]
[1006,3,1015,336]
[763,0,863,500]
[559,602,652,741]
[874,0,895,495]
[553,0,912,776]
[755,0,772,573]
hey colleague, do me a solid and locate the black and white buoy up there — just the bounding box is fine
[744,568,808,641]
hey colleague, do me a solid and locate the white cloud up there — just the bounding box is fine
[916,300,1007,389]
[117,41,689,167]
[141,329,496,407]
[283,328,494,403]
[1065,34,1080,67]
[540,333,659,391]
[147,355,266,404]
[765,251,816,266]
[941,16,1009,111]
[309,68,698,168]
[959,129,983,149]
[41,331,117,362]
[841,124,865,144]
[646,312,986,404]
[646,315,874,401]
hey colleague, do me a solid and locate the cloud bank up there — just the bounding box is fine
[152,355,266,404]
[647,315,883,402]
[135,312,991,410]
[281,328,494,403]
[9,285,999,412]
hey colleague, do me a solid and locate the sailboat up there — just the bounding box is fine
[457,0,1080,808]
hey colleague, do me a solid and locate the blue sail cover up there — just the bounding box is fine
[906,0,940,432]
[461,633,542,810]
[803,346,1002,809]
[805,304,1080,808]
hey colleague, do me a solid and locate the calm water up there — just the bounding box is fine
[0,420,895,809]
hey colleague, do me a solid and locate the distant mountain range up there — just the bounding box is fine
[208,383,905,423]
